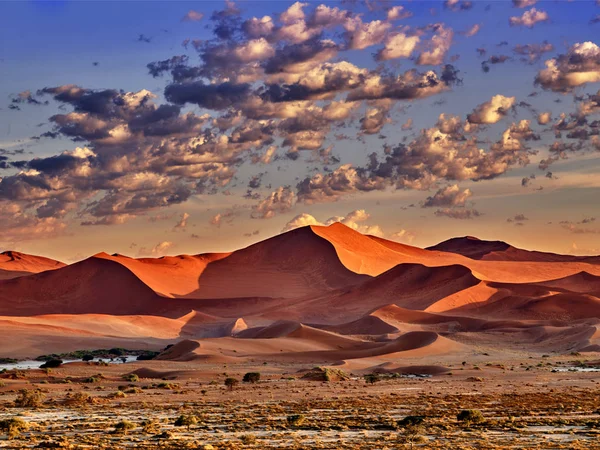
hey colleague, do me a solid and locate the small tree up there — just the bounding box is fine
[224,377,239,391]
[0,417,29,439]
[174,414,198,431]
[82,354,94,362]
[243,372,260,383]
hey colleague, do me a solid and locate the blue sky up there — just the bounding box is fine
[1,0,600,261]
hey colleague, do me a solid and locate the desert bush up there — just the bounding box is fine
[225,377,239,391]
[364,373,380,384]
[457,409,485,426]
[40,359,63,369]
[243,372,261,383]
[0,417,29,439]
[287,414,306,427]
[62,392,90,406]
[240,433,257,444]
[122,373,139,382]
[14,389,45,407]
[82,354,94,362]
[174,414,198,430]
[114,420,135,433]
[398,416,425,449]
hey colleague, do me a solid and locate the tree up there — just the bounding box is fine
[224,377,239,391]
[243,372,260,383]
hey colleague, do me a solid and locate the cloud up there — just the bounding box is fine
[0,201,67,244]
[209,210,236,227]
[421,185,472,208]
[416,24,453,66]
[537,111,552,125]
[507,213,529,223]
[282,209,384,236]
[434,208,482,219]
[252,186,296,218]
[375,33,420,61]
[509,8,549,28]
[467,95,516,124]
[173,212,190,231]
[535,41,600,92]
[512,0,537,7]
[137,241,175,257]
[387,6,412,21]
[463,24,480,38]
[182,10,204,22]
[389,229,416,243]
[513,41,553,63]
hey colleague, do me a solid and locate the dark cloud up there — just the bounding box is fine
[164,81,251,110]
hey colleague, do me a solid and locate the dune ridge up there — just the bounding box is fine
[1,223,600,363]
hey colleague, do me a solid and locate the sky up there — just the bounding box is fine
[1,0,600,262]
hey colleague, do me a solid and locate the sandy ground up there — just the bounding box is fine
[1,355,600,449]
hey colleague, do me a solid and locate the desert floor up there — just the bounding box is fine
[1,355,600,449]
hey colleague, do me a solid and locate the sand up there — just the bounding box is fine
[0,222,599,373]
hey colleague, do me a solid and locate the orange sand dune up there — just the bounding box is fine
[0,251,65,280]
[312,224,600,282]
[299,263,481,322]
[428,236,600,263]
[94,252,229,298]
[189,226,368,299]
[449,291,600,321]
[0,256,165,316]
[1,223,600,362]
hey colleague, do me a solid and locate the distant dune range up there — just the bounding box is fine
[1,223,600,371]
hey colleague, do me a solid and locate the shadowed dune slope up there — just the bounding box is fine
[0,251,65,280]
[428,236,600,263]
[0,256,165,316]
[303,263,482,322]
[189,225,368,299]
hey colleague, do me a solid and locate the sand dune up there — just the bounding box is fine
[0,251,65,280]
[428,236,600,263]
[1,223,600,362]
[300,263,481,322]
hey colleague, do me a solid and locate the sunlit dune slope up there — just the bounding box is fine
[0,251,65,280]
